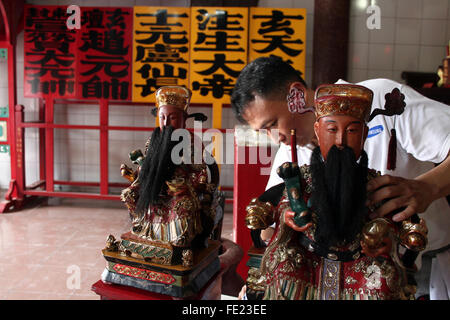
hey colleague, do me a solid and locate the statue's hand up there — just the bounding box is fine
[120,164,135,182]
[284,210,312,232]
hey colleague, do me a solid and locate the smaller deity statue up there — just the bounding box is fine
[101,86,224,298]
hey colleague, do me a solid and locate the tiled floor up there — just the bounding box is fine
[0,195,234,300]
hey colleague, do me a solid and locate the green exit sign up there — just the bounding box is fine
[0,48,7,60]
[0,106,8,118]
[0,145,9,154]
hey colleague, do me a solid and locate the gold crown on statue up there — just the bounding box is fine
[314,84,373,122]
[155,86,191,111]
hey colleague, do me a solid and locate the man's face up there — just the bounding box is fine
[158,105,186,130]
[241,94,316,147]
[314,115,368,160]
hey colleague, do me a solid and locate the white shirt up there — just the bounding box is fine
[267,78,450,254]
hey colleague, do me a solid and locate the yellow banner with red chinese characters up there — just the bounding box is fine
[132,6,191,103]
[189,7,249,106]
[249,8,306,80]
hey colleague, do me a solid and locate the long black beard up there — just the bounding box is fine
[310,145,368,248]
[135,126,178,215]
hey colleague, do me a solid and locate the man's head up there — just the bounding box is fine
[309,84,374,248]
[313,84,373,160]
[156,86,191,130]
[231,56,316,146]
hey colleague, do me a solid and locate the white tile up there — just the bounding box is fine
[108,0,136,7]
[84,130,99,140]
[108,140,133,165]
[349,16,370,43]
[393,44,420,71]
[306,39,313,66]
[25,162,39,185]
[294,0,314,13]
[165,0,190,6]
[0,162,11,189]
[67,113,85,126]
[367,69,394,80]
[24,138,39,163]
[0,151,11,163]
[368,43,394,70]
[347,68,369,83]
[108,129,134,142]
[67,140,86,165]
[68,164,86,182]
[84,140,100,165]
[422,0,448,19]
[397,0,422,18]
[395,18,422,44]
[15,31,24,63]
[259,0,292,8]
[391,70,406,83]
[84,113,99,126]
[16,61,24,90]
[108,165,123,183]
[54,162,69,181]
[375,0,397,18]
[0,61,8,88]
[67,129,86,143]
[348,42,369,69]
[420,19,447,46]
[306,13,314,44]
[133,130,151,142]
[0,87,7,107]
[418,46,447,71]
[350,0,370,17]
[109,114,134,126]
[84,165,100,182]
[369,17,396,43]
[24,127,39,139]
[135,0,161,5]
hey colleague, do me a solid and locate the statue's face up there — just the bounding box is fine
[314,115,368,160]
[158,105,186,130]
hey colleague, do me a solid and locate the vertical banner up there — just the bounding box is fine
[132,7,191,103]
[24,5,77,98]
[249,8,306,79]
[189,7,248,105]
[76,7,133,100]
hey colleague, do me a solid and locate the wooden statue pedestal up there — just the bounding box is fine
[101,238,221,298]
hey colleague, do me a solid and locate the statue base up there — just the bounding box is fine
[101,239,221,298]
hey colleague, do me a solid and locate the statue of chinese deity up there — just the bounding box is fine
[101,86,224,298]
[243,84,428,300]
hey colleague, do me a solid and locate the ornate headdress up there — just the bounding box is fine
[155,86,191,111]
[314,84,374,122]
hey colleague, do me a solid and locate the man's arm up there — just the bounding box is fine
[367,151,450,222]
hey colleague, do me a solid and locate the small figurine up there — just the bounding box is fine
[101,86,224,297]
[244,84,427,300]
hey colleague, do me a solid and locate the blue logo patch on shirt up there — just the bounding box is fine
[367,125,383,138]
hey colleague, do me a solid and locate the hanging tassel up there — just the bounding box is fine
[387,128,397,170]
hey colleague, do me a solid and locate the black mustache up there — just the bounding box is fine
[309,145,368,248]
[135,125,178,215]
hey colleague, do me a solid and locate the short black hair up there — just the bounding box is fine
[230,56,307,124]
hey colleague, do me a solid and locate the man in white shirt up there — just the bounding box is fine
[231,56,450,299]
